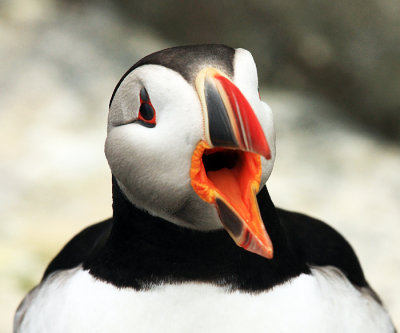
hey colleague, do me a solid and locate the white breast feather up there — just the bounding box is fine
[15,266,394,333]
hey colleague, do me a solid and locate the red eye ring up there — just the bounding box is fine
[138,87,156,127]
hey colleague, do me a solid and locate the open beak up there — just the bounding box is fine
[190,68,273,259]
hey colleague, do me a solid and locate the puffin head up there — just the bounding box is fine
[105,45,276,259]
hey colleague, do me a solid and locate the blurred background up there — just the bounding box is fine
[1,0,399,331]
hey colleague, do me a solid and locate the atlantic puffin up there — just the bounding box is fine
[14,44,395,333]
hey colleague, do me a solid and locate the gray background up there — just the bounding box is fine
[1,0,399,331]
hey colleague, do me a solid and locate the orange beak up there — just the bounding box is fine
[190,68,273,259]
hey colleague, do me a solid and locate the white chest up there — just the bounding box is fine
[15,266,394,333]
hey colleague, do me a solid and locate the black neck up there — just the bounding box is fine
[85,177,308,291]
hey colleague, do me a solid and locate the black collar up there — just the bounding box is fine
[84,178,309,291]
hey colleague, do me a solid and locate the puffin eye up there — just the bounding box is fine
[137,87,156,128]
[139,103,155,121]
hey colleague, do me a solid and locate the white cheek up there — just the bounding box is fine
[259,101,276,188]
[105,83,205,217]
[106,65,207,220]
[233,48,259,98]
[105,125,191,213]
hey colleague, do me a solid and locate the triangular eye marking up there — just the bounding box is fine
[140,86,150,103]
[137,87,156,128]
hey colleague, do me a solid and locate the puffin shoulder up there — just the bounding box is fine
[42,219,112,280]
[276,208,369,289]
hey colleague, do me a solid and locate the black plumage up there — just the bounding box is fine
[43,177,373,295]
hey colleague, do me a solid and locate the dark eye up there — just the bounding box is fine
[137,87,156,127]
[139,103,155,121]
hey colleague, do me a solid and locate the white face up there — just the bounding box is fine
[105,48,275,231]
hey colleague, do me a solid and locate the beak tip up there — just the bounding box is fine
[255,243,274,260]
[266,248,274,259]
[244,231,274,260]
[256,246,274,260]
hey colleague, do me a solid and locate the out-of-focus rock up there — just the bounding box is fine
[107,0,400,140]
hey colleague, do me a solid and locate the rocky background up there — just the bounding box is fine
[1,0,399,332]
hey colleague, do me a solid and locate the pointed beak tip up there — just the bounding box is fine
[254,240,274,260]
[265,247,274,259]
[249,244,273,260]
